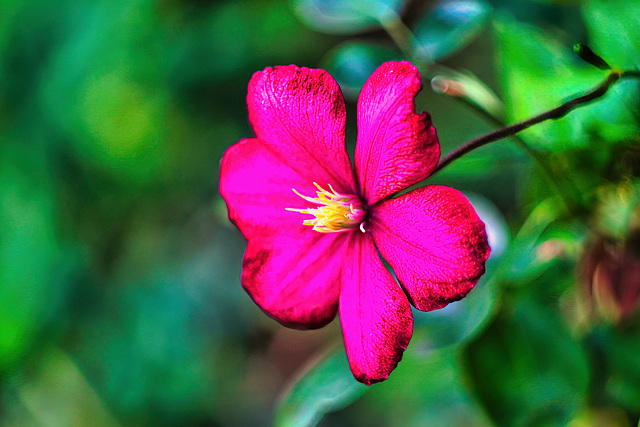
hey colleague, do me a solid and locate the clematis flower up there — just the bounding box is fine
[220,61,490,385]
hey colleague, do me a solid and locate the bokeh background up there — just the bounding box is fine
[1,0,640,425]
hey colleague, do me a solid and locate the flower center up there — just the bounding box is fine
[286,183,366,233]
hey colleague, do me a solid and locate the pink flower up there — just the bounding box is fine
[220,61,490,385]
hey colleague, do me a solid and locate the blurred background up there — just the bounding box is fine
[1,0,639,425]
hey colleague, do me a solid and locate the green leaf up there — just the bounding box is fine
[0,147,62,370]
[496,197,566,283]
[464,300,590,426]
[363,345,492,426]
[74,271,228,423]
[413,278,497,350]
[590,324,640,412]
[414,0,492,61]
[581,0,640,68]
[4,347,120,427]
[322,41,402,98]
[530,0,582,3]
[274,347,369,427]
[573,43,611,70]
[39,1,171,185]
[292,0,407,35]
[493,16,640,151]
[412,194,508,350]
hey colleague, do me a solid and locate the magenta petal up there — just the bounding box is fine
[339,233,413,385]
[219,138,331,239]
[247,65,356,194]
[243,230,350,329]
[221,138,350,328]
[355,61,440,205]
[370,185,490,311]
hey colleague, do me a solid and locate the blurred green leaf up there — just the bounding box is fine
[322,41,402,98]
[464,300,590,426]
[413,278,497,351]
[39,0,171,184]
[168,2,251,85]
[292,0,406,34]
[275,347,368,427]
[593,181,640,239]
[493,16,640,151]
[363,345,492,426]
[412,194,508,350]
[168,1,323,85]
[530,0,582,4]
[566,406,633,427]
[497,197,563,282]
[78,68,166,160]
[0,147,62,370]
[69,223,253,425]
[74,280,220,424]
[590,324,640,412]
[414,0,492,61]
[581,0,640,68]
[4,347,119,427]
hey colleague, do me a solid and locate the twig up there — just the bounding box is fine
[435,70,640,173]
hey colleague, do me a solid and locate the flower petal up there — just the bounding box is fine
[355,61,440,205]
[243,230,350,329]
[339,233,413,385]
[247,65,356,194]
[370,185,490,311]
[221,138,351,328]
[220,138,334,238]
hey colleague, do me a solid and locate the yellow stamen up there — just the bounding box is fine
[286,183,366,233]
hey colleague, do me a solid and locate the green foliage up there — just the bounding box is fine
[322,41,402,98]
[465,299,590,426]
[581,0,640,69]
[589,324,640,412]
[0,146,64,370]
[3,348,120,426]
[275,347,369,427]
[413,0,492,61]
[362,345,492,426]
[493,15,640,151]
[292,0,407,34]
[412,274,497,350]
[412,194,508,349]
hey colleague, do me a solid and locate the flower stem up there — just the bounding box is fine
[453,95,578,211]
[377,11,432,73]
[434,70,640,173]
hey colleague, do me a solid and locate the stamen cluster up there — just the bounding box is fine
[287,183,366,233]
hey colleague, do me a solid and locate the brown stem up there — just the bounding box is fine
[434,70,640,173]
